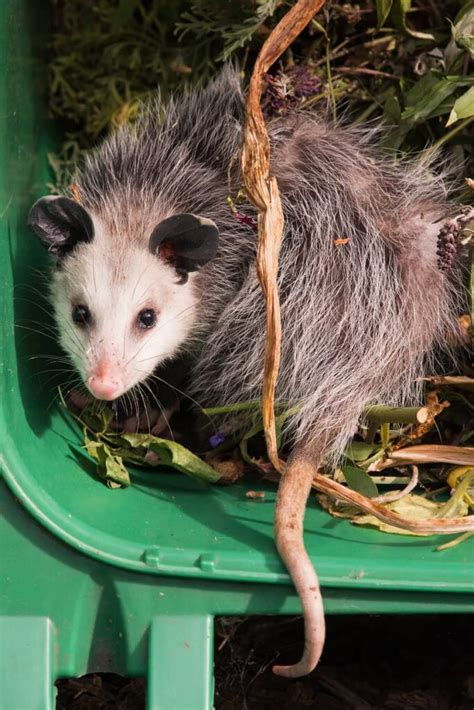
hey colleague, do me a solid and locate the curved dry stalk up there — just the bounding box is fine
[242,0,328,680]
[370,445,474,472]
[242,0,327,472]
[311,472,474,534]
[372,465,419,504]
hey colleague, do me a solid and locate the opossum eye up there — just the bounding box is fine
[72,304,91,326]
[137,308,157,329]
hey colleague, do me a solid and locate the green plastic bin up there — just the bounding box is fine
[0,2,473,709]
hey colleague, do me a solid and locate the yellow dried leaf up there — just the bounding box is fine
[352,494,468,536]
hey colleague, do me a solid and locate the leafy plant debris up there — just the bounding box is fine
[60,392,221,487]
[49,1,474,189]
[62,380,474,545]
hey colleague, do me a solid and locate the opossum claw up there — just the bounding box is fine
[273,451,326,678]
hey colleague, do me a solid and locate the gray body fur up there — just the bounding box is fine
[76,68,462,460]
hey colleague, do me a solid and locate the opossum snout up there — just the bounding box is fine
[87,359,124,401]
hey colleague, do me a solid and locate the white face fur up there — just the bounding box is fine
[50,217,199,401]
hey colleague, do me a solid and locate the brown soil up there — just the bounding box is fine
[56,614,473,709]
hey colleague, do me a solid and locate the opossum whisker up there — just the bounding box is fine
[131,386,142,430]
[43,371,81,401]
[14,295,56,321]
[15,325,59,343]
[146,371,215,428]
[32,367,76,378]
[29,353,72,363]
[124,386,138,432]
[132,261,156,304]
[135,383,153,435]
[140,379,175,441]
[15,324,86,362]
[92,259,98,294]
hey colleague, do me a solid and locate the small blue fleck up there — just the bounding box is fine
[209,433,226,448]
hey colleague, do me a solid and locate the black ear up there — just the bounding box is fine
[28,196,94,258]
[148,213,219,273]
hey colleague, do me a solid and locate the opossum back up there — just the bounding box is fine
[194,111,463,458]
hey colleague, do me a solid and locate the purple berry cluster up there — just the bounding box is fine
[436,206,474,271]
[264,65,321,116]
[436,222,459,271]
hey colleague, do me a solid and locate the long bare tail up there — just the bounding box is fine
[273,451,326,678]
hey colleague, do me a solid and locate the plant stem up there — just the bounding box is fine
[423,116,474,159]
[364,405,429,425]
[202,400,261,416]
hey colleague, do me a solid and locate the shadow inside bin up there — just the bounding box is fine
[7,15,65,437]
[13,251,68,437]
[62,428,283,568]
[135,475,283,566]
[129,468,449,554]
[63,432,454,566]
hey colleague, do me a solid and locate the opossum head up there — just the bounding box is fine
[28,196,219,400]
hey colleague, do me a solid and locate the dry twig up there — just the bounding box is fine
[242,0,327,472]
[311,471,474,534]
[242,0,328,680]
[372,465,419,504]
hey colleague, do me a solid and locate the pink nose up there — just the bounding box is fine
[88,375,123,401]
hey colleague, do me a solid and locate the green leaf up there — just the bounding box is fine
[376,0,393,28]
[120,433,220,483]
[345,442,379,463]
[402,76,466,125]
[457,35,474,57]
[391,0,435,39]
[448,1,474,61]
[239,418,264,465]
[112,0,140,32]
[383,90,401,125]
[342,465,379,498]
[404,72,440,108]
[446,86,474,126]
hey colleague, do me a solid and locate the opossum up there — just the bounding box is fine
[28,67,466,678]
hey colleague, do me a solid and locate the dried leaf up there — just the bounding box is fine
[353,494,469,536]
[208,457,245,483]
[242,0,327,474]
[437,531,474,550]
[246,490,266,500]
[120,432,220,483]
[443,469,474,512]
[86,440,131,488]
[424,375,474,392]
